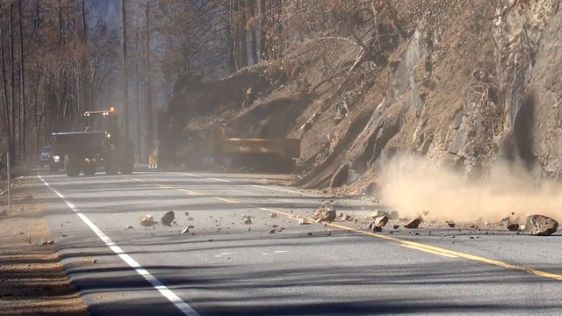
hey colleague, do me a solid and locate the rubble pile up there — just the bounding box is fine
[312,203,337,223]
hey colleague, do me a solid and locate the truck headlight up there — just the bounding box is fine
[53,155,60,163]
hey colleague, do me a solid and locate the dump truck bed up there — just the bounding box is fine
[52,132,106,154]
[217,138,300,159]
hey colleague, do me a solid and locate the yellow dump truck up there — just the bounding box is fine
[205,128,300,172]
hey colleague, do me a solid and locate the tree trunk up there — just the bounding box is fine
[121,0,130,137]
[9,3,16,164]
[18,0,26,157]
[144,0,154,159]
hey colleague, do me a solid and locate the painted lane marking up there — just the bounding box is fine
[38,175,200,316]
[401,244,458,258]
[252,184,315,197]
[216,197,237,204]
[209,177,231,183]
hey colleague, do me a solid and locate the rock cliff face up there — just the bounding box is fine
[161,0,561,189]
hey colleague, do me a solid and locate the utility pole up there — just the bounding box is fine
[18,0,26,157]
[121,0,130,137]
[144,0,153,158]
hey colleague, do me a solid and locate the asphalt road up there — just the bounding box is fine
[26,170,562,315]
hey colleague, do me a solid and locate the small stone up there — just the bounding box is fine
[298,218,310,225]
[506,223,520,232]
[242,216,252,224]
[41,240,54,246]
[269,229,276,234]
[270,213,277,218]
[91,259,98,264]
[140,215,158,227]
[182,227,190,234]
[188,225,195,229]
[404,217,423,229]
[0,209,7,216]
[184,212,189,216]
[161,211,175,226]
[61,233,68,237]
[446,220,456,228]
[127,225,134,229]
[307,232,313,236]
[393,225,400,229]
[525,215,559,236]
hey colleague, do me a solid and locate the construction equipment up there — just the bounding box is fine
[52,107,134,177]
[207,127,300,172]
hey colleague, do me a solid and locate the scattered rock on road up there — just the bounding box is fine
[127,225,134,229]
[161,211,175,226]
[269,229,276,234]
[312,203,337,223]
[367,222,383,232]
[446,220,456,228]
[298,217,310,225]
[41,240,54,246]
[338,213,352,221]
[374,215,389,228]
[393,225,400,229]
[270,213,277,218]
[506,223,520,231]
[242,216,252,225]
[525,215,559,236]
[404,217,423,229]
[140,215,158,227]
[182,227,190,234]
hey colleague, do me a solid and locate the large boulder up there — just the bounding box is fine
[404,217,423,229]
[525,215,558,236]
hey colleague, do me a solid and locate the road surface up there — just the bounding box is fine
[25,170,562,315]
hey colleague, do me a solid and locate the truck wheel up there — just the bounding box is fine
[65,155,81,177]
[119,142,134,174]
[104,157,118,175]
[83,163,96,176]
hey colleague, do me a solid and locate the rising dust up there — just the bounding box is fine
[380,155,562,223]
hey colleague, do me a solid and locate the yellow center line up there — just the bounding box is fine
[401,244,459,258]
[129,176,562,282]
[216,197,238,204]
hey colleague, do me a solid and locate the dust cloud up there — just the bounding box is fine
[379,155,562,223]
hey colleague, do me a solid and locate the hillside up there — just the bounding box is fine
[159,0,562,200]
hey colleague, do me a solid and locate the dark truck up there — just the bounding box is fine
[52,108,134,177]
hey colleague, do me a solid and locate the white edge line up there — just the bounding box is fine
[38,174,200,316]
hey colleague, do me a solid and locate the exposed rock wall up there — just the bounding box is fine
[160,0,562,189]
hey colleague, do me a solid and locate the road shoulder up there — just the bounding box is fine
[0,175,89,316]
